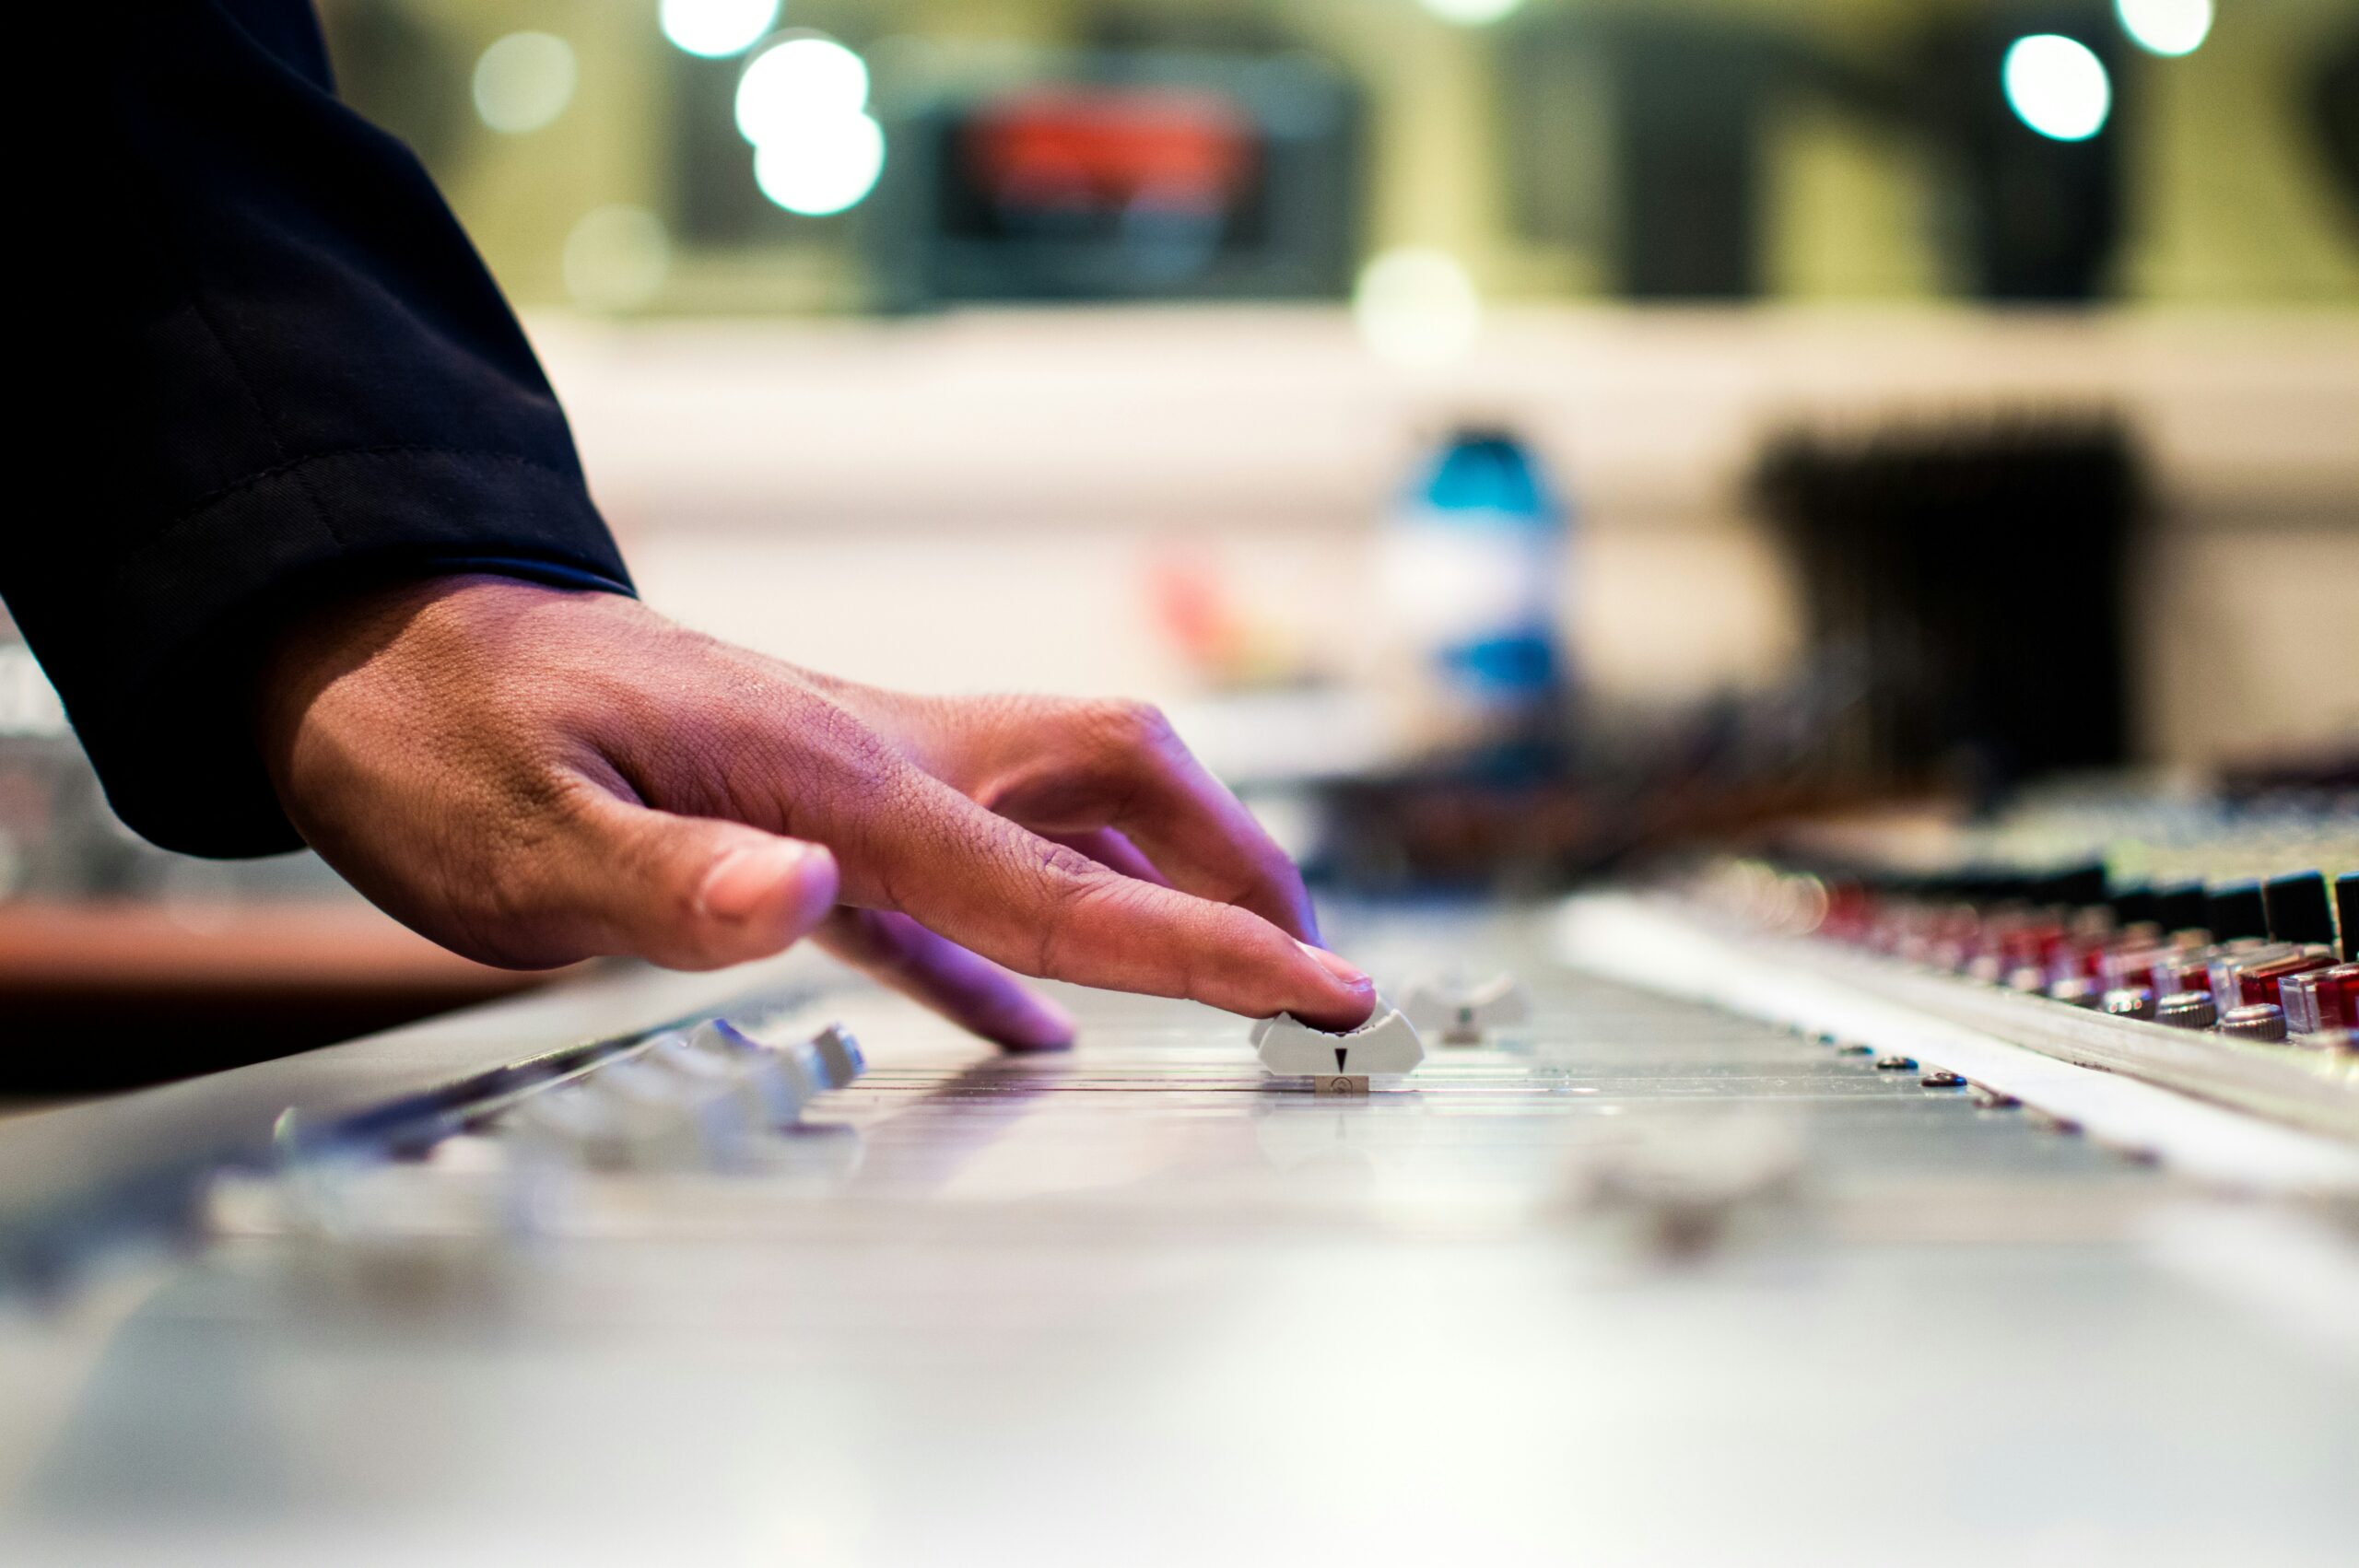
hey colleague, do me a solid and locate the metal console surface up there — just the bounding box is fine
[3,903,2355,1566]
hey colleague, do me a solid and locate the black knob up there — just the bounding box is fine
[2207,881,2270,942]
[2154,881,2208,935]
[2107,882,2157,927]
[2338,873,2358,964]
[2262,872,2336,947]
[2032,863,2107,910]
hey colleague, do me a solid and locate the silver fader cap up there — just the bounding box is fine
[1402,973,1530,1043]
[2101,987,2156,1021]
[1251,1002,1425,1077]
[2154,990,2217,1030]
[2217,1002,2288,1043]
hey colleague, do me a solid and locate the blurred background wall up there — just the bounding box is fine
[350,0,2359,312]
[285,0,2358,774]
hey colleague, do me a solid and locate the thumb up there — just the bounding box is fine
[557,795,840,970]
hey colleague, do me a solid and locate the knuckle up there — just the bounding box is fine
[1034,870,1133,978]
[1027,845,1121,961]
[670,684,903,834]
[1086,698,1177,754]
[1056,699,1179,793]
[1030,836,1112,892]
[789,695,906,797]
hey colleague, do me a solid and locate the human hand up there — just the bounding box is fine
[254,576,1375,1048]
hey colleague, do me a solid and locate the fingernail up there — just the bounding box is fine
[698,842,816,922]
[1296,940,1373,992]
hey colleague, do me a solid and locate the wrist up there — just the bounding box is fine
[252,571,602,762]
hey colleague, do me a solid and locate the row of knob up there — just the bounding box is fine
[2072,972,2357,1045]
[501,1019,864,1174]
[1778,860,2357,1049]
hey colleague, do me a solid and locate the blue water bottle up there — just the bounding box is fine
[1377,427,1568,751]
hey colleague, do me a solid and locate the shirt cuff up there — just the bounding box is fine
[55,448,634,858]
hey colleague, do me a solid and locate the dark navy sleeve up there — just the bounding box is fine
[11,0,634,858]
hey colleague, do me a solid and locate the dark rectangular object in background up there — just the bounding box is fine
[1752,418,2144,791]
[869,51,1362,307]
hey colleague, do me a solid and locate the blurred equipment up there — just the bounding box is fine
[871,51,1361,305]
[1501,14,1868,299]
[1499,5,2135,301]
[1752,416,2143,792]
[1919,4,2127,299]
[1593,18,1791,299]
[2315,20,2359,228]
[0,639,554,1093]
[1677,779,2359,1130]
[1402,969,1531,1043]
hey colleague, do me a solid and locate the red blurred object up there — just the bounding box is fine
[2236,951,2336,1009]
[1146,553,1236,669]
[2170,956,2215,994]
[1821,881,1872,942]
[2283,965,2359,1034]
[966,88,1255,212]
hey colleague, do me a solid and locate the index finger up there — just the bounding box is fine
[1090,724,1323,943]
[979,702,1322,943]
[847,771,1374,1030]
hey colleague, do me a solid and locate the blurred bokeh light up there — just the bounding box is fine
[660,0,780,59]
[470,29,575,135]
[2117,0,2213,58]
[2003,33,2114,143]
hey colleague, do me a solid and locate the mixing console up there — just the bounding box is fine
[1662,788,2359,1141]
[4,894,2356,1564]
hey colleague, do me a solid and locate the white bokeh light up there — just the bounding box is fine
[1416,0,1528,24]
[2002,34,2112,142]
[660,0,780,59]
[2117,0,2212,57]
[735,36,884,216]
[1354,248,1481,368]
[753,113,886,216]
[472,31,576,135]
[734,36,871,146]
[563,205,672,312]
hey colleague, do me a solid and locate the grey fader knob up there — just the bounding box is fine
[663,1026,807,1129]
[1251,1003,1425,1077]
[2154,991,2217,1030]
[686,1017,866,1113]
[594,1056,759,1170]
[1402,973,1530,1044]
[809,1024,866,1088]
[503,1060,746,1174]
[504,1082,634,1171]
